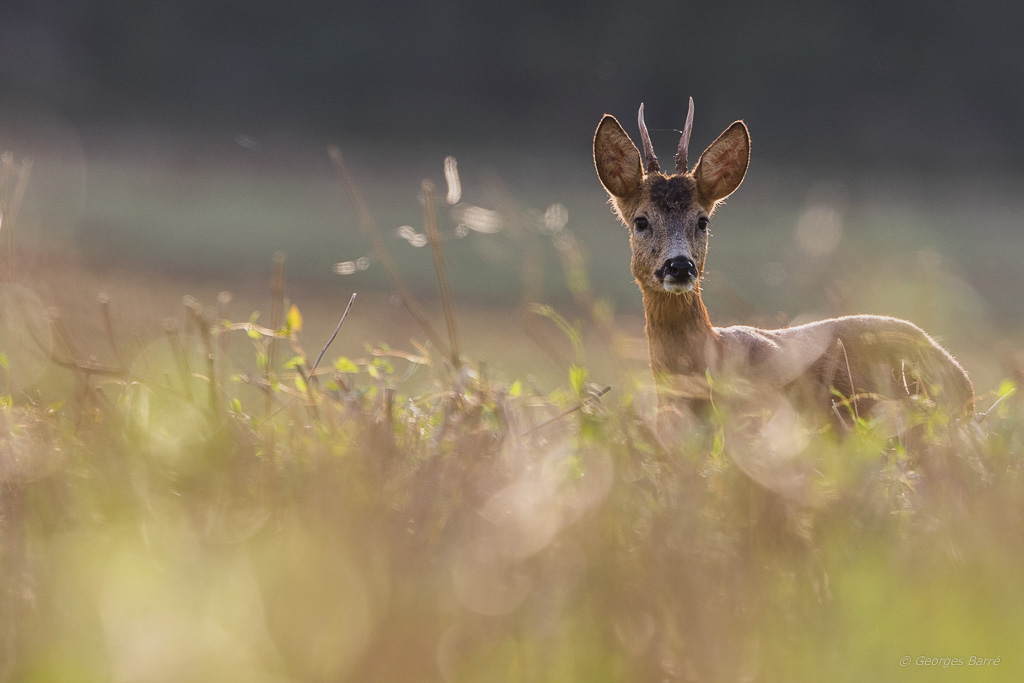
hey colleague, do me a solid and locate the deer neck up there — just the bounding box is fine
[641,287,719,378]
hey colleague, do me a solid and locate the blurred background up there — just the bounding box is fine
[1,0,1023,383]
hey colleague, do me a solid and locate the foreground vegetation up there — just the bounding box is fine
[0,283,1021,682]
[2,152,1022,682]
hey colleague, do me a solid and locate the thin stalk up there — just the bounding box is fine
[216,291,232,396]
[186,297,219,415]
[521,386,611,437]
[98,294,129,371]
[422,180,460,367]
[267,252,285,414]
[165,319,194,402]
[328,146,447,354]
[312,292,357,373]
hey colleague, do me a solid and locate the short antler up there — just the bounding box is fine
[675,97,695,174]
[638,103,660,173]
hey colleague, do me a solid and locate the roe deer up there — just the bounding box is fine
[593,100,974,425]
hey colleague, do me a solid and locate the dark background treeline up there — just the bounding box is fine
[2,0,1022,170]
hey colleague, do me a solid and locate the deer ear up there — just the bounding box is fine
[694,121,749,205]
[594,115,643,199]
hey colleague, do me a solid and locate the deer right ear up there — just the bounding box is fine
[594,115,643,200]
[694,121,750,206]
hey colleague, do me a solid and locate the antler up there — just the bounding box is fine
[637,103,660,173]
[675,97,695,174]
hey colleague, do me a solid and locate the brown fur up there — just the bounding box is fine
[594,107,974,421]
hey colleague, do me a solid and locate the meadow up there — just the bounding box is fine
[1,141,1023,682]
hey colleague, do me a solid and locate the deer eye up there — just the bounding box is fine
[697,216,709,232]
[633,216,650,232]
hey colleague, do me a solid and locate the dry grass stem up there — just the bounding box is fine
[422,179,461,367]
[312,292,357,373]
[328,146,448,354]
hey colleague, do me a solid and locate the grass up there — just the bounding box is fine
[1,297,1021,682]
[1,150,1023,682]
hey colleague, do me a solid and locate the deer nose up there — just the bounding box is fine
[660,257,698,283]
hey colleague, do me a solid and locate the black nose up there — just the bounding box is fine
[660,257,698,282]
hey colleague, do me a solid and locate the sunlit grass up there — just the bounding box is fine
[0,294,1021,681]
[2,153,1022,682]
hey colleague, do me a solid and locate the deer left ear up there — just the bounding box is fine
[694,121,750,206]
[594,115,643,200]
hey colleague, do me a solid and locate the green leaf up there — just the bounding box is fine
[294,375,308,394]
[286,304,303,332]
[508,379,522,398]
[334,357,359,373]
[284,355,306,370]
[997,378,1017,398]
[711,428,726,459]
[569,364,587,396]
[580,418,602,443]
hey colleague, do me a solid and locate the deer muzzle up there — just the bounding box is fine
[655,256,699,293]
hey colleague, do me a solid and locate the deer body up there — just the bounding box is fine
[595,102,974,421]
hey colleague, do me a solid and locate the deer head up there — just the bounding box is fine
[594,100,750,296]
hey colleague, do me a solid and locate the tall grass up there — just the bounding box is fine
[0,156,1022,683]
